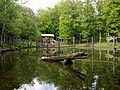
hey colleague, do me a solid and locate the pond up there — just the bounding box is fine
[0,47,120,90]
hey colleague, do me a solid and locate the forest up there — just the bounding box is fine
[0,0,120,49]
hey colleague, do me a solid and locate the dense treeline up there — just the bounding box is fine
[0,0,120,48]
[38,0,120,43]
[0,0,40,48]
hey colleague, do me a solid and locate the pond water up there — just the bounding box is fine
[0,47,120,90]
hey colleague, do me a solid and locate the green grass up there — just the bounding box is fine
[59,42,120,50]
[94,42,113,47]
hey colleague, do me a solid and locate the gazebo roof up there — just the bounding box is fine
[41,34,54,37]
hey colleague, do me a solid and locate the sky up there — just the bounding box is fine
[18,0,61,13]
[17,77,58,90]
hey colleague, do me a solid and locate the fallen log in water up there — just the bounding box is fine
[41,52,87,62]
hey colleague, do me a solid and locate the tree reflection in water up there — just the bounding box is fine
[16,77,58,90]
[0,48,120,90]
[55,62,86,81]
[16,61,86,90]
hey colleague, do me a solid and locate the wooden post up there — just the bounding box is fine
[58,38,60,52]
[73,36,75,47]
[113,36,115,48]
[92,48,94,72]
[79,36,80,44]
[99,30,101,43]
[107,33,110,43]
[92,37,94,47]
[113,36,117,55]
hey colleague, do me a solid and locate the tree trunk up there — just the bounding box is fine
[73,36,75,47]
[107,32,110,43]
[1,0,6,47]
[99,30,101,43]
[0,24,5,47]
[41,52,87,61]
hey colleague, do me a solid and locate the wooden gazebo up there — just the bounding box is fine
[41,34,55,47]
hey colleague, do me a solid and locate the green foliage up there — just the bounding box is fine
[38,6,60,39]
[102,0,120,36]
[37,0,120,43]
[0,1,38,47]
[0,0,120,46]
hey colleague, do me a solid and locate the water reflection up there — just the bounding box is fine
[16,77,58,90]
[45,61,86,81]
[64,64,86,81]
[0,48,120,90]
[91,75,99,90]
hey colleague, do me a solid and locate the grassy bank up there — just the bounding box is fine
[60,42,120,50]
